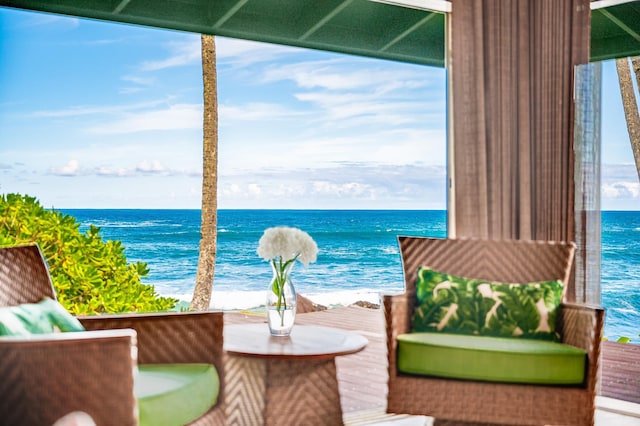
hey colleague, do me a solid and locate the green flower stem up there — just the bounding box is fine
[271,255,297,327]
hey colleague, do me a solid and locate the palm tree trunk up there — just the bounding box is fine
[190,34,218,312]
[616,56,640,181]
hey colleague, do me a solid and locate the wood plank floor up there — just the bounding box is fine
[224,306,640,425]
[601,341,640,404]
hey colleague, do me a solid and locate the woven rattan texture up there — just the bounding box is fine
[224,355,342,426]
[398,236,576,292]
[0,244,55,306]
[0,332,137,425]
[80,311,224,366]
[385,237,603,425]
[559,303,605,393]
[0,244,225,425]
[80,312,226,425]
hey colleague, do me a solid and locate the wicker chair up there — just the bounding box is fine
[0,244,225,426]
[383,237,605,426]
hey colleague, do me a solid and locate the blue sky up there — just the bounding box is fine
[0,7,638,210]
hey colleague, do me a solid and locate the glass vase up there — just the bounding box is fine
[266,260,297,336]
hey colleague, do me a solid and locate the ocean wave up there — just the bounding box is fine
[168,289,387,311]
[101,220,181,228]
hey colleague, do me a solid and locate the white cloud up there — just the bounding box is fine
[50,160,80,176]
[32,99,169,118]
[216,37,301,68]
[312,181,375,198]
[46,158,196,179]
[136,36,299,73]
[255,58,446,129]
[287,129,445,167]
[602,163,640,199]
[217,163,447,209]
[87,103,202,134]
[121,75,155,86]
[295,91,439,126]
[136,160,166,174]
[79,38,124,46]
[140,39,202,71]
[247,184,262,195]
[602,182,640,199]
[22,14,79,29]
[96,166,133,177]
[220,102,306,122]
[262,58,434,92]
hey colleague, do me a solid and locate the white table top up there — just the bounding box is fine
[224,323,368,360]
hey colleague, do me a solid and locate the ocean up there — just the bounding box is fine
[62,209,640,341]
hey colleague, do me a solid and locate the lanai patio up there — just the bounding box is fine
[1,0,640,424]
[224,306,640,424]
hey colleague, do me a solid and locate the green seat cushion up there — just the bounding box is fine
[0,298,85,336]
[397,332,587,385]
[135,363,220,426]
[412,267,564,341]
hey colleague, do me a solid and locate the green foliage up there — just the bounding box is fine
[0,193,177,315]
[603,334,639,343]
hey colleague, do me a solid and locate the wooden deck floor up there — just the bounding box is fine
[225,306,640,425]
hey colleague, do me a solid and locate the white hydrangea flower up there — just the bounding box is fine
[258,226,319,326]
[257,226,318,266]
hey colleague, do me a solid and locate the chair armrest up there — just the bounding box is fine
[383,293,414,378]
[558,302,605,391]
[0,330,137,426]
[79,311,224,367]
[382,293,413,337]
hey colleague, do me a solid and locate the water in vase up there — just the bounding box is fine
[268,307,296,336]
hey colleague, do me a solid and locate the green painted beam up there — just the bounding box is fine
[0,0,638,67]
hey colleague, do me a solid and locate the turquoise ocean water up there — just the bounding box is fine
[63,209,639,341]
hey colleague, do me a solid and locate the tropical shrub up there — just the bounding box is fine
[0,193,177,315]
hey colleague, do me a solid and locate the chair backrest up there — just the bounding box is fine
[398,236,576,298]
[0,244,56,307]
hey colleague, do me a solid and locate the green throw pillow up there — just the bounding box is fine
[0,298,85,336]
[39,298,85,332]
[412,267,564,341]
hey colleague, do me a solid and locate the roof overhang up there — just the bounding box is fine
[0,0,638,66]
[590,0,640,61]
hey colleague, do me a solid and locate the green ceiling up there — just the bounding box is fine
[591,1,640,62]
[1,0,638,67]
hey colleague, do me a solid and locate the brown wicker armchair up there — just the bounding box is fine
[383,237,605,426]
[0,244,225,426]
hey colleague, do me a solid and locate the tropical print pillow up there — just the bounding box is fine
[0,298,85,336]
[411,267,564,341]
